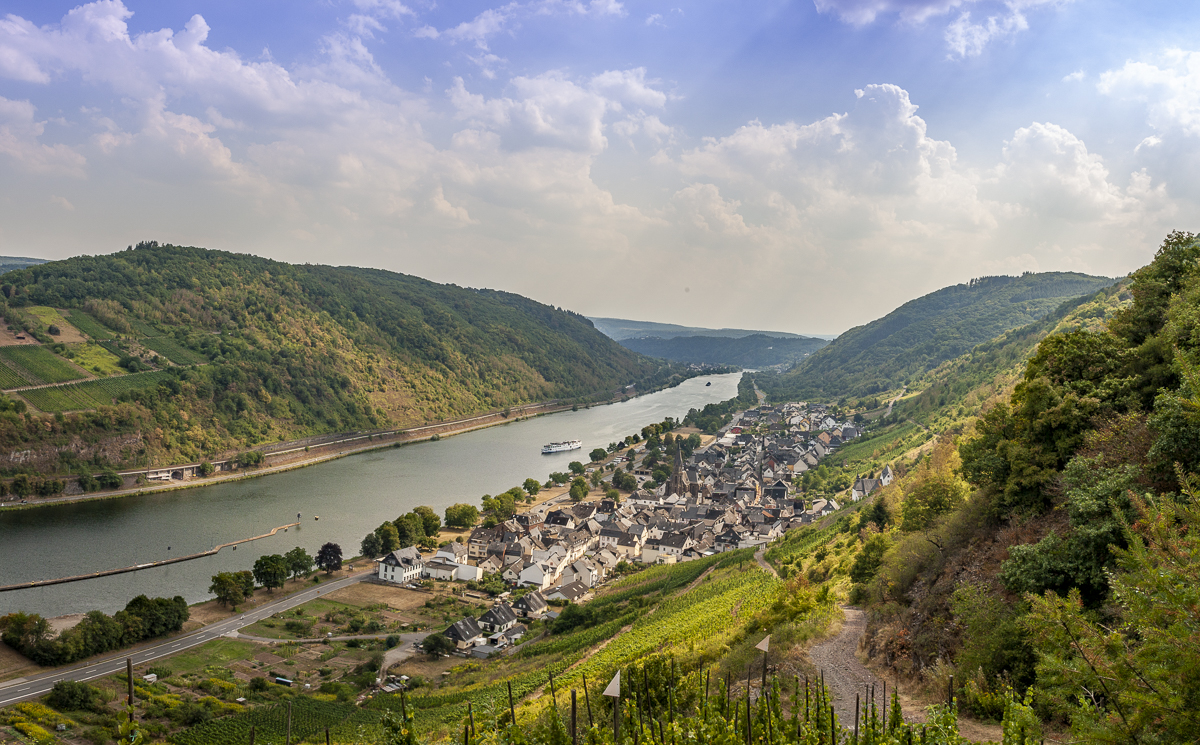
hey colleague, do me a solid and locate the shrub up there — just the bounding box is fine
[47,680,99,712]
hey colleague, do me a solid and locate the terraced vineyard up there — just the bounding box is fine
[171,698,362,745]
[141,336,208,365]
[22,371,174,412]
[63,309,116,340]
[0,363,28,389]
[0,346,86,385]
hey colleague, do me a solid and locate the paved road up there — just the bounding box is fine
[0,571,373,707]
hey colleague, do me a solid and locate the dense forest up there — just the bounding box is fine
[619,333,828,367]
[756,271,1117,401]
[0,243,684,472]
[842,232,1200,742]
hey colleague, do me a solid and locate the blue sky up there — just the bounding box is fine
[1,0,1197,333]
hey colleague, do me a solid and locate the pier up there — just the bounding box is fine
[0,521,301,593]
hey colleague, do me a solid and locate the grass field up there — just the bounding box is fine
[0,346,87,385]
[140,336,208,365]
[21,370,173,412]
[64,342,125,376]
[63,310,117,340]
[25,307,85,342]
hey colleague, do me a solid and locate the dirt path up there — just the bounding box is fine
[807,606,1003,742]
[753,548,778,578]
[806,606,882,725]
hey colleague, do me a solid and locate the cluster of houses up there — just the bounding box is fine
[375,402,893,656]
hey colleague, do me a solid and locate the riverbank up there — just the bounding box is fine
[0,399,571,512]
[1,371,733,513]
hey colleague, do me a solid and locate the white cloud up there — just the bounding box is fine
[646,13,664,26]
[1099,49,1200,136]
[0,96,86,176]
[814,0,1071,57]
[1062,69,1084,82]
[590,68,667,109]
[50,195,75,211]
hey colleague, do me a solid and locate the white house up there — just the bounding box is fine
[518,561,557,589]
[377,547,424,584]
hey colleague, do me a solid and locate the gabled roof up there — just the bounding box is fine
[513,590,548,612]
[445,616,483,642]
[479,603,518,627]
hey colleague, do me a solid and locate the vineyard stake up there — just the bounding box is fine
[469,701,476,739]
[829,705,834,745]
[463,721,469,745]
[326,728,330,745]
[250,726,255,745]
[126,658,134,723]
[286,700,292,745]
[854,692,859,745]
[401,688,407,721]
[507,680,516,727]
[583,674,594,728]
[745,694,751,745]
[947,675,953,707]
[882,681,886,733]
[572,689,578,745]
[550,672,559,709]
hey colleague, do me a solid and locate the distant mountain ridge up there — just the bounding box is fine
[619,333,828,368]
[0,256,46,274]
[589,316,826,341]
[756,271,1120,401]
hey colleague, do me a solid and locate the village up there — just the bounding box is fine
[372,401,895,658]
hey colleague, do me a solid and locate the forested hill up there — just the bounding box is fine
[0,243,673,471]
[619,333,828,367]
[756,271,1117,401]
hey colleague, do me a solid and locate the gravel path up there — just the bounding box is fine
[754,547,778,577]
[806,606,884,725]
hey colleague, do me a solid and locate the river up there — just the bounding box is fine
[0,372,742,617]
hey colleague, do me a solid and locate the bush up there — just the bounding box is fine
[47,680,98,712]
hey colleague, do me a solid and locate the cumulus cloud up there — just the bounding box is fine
[0,96,86,176]
[814,0,1071,57]
[1099,49,1200,135]
[0,1,1182,331]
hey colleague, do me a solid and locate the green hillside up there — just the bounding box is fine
[619,333,828,367]
[0,242,679,471]
[756,271,1118,401]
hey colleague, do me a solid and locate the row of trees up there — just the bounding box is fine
[361,507,441,558]
[208,543,343,606]
[0,595,188,666]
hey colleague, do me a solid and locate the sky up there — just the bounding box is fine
[0,1,1197,334]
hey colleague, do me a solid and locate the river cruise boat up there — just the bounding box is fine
[541,440,582,454]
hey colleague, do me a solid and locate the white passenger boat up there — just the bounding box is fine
[541,440,582,454]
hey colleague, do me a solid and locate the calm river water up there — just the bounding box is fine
[0,372,742,617]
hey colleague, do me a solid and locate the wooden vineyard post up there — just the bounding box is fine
[854,692,860,745]
[249,726,256,745]
[572,689,578,745]
[286,700,293,745]
[126,658,134,723]
[468,701,476,739]
[508,681,516,727]
[583,674,594,728]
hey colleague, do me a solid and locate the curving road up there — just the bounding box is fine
[0,570,374,707]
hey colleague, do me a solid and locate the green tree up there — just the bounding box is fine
[316,542,343,573]
[376,522,401,553]
[208,572,245,607]
[252,554,288,591]
[522,478,541,496]
[48,680,99,712]
[1023,490,1200,743]
[228,571,254,600]
[569,476,588,503]
[360,531,383,559]
[412,505,441,537]
[284,546,314,579]
[393,513,425,547]
[445,503,480,529]
[568,461,585,475]
[589,447,607,462]
[422,633,455,657]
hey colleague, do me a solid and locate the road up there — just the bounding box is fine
[0,570,374,707]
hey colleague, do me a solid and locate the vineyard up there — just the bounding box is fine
[0,346,87,385]
[0,362,27,389]
[170,698,362,745]
[22,370,174,412]
[63,309,117,340]
[141,336,208,365]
